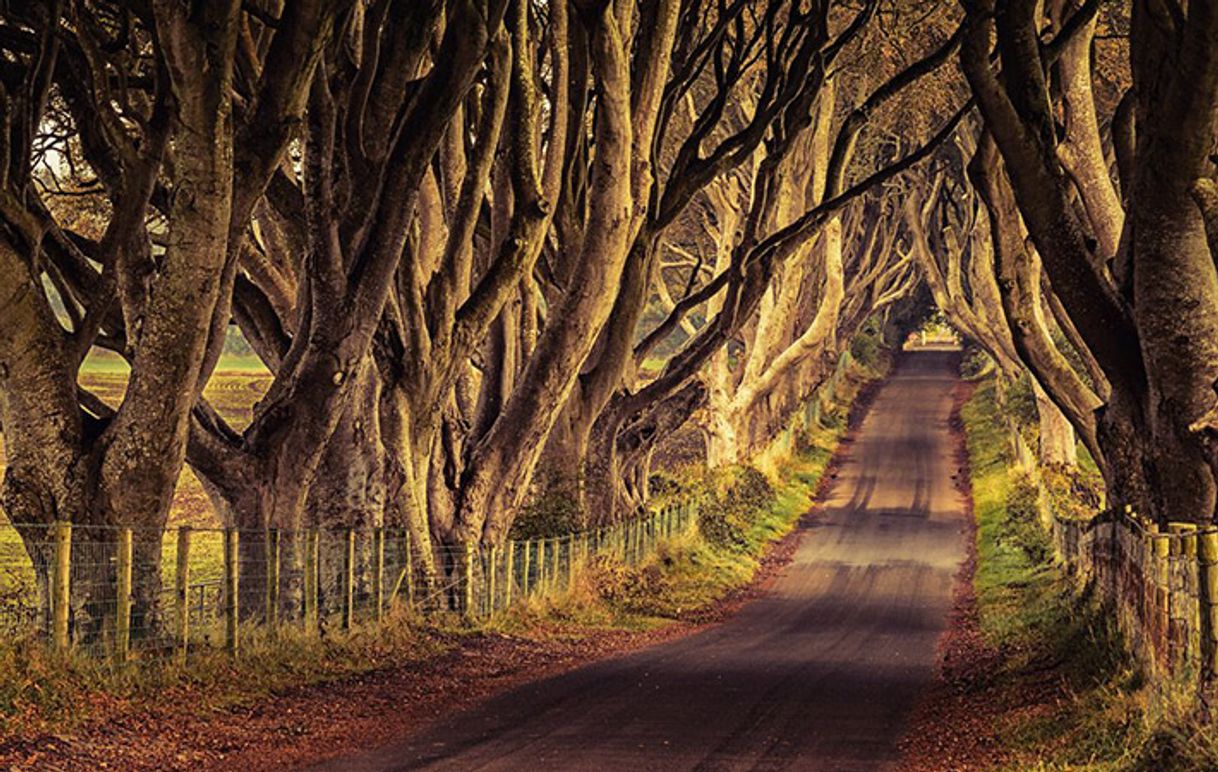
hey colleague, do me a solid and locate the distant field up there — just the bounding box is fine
[0,350,273,531]
[82,348,270,378]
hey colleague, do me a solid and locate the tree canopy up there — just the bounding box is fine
[2,0,1218,630]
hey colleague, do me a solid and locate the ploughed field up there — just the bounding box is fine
[0,353,270,620]
[0,351,270,531]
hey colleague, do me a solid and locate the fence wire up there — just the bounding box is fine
[1053,507,1218,681]
[0,500,698,665]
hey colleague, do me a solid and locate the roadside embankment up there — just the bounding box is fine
[902,371,1218,771]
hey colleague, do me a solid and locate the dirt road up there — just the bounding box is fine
[317,350,968,771]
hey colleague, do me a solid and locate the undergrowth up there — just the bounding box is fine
[964,377,1218,771]
[490,436,840,637]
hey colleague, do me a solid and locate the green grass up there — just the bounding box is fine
[963,378,1218,771]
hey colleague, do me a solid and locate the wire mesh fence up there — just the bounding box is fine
[0,500,698,665]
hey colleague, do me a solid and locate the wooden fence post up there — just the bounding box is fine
[462,542,475,620]
[304,528,319,634]
[266,528,280,630]
[224,528,239,656]
[1154,530,1170,665]
[1200,531,1218,677]
[374,527,385,622]
[115,528,133,662]
[538,539,548,589]
[569,537,577,587]
[522,538,533,596]
[51,521,71,654]
[538,538,548,586]
[176,526,191,663]
[487,545,498,615]
[342,528,355,631]
[504,541,515,608]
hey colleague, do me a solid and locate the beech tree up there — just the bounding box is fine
[0,0,339,631]
[587,7,971,518]
[181,0,516,605]
[959,0,1218,523]
[697,90,915,465]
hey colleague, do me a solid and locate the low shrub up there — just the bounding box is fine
[511,467,584,539]
[960,345,993,379]
[698,466,775,553]
[1001,476,1051,566]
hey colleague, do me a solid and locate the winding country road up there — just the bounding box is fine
[317,349,968,771]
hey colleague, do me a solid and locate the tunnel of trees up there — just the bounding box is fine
[1,0,1217,648]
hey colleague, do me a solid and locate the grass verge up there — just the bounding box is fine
[0,610,450,741]
[962,376,1218,771]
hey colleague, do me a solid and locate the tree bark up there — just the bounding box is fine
[455,5,636,543]
[969,132,1105,467]
[1035,381,1077,467]
[1126,0,1218,522]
